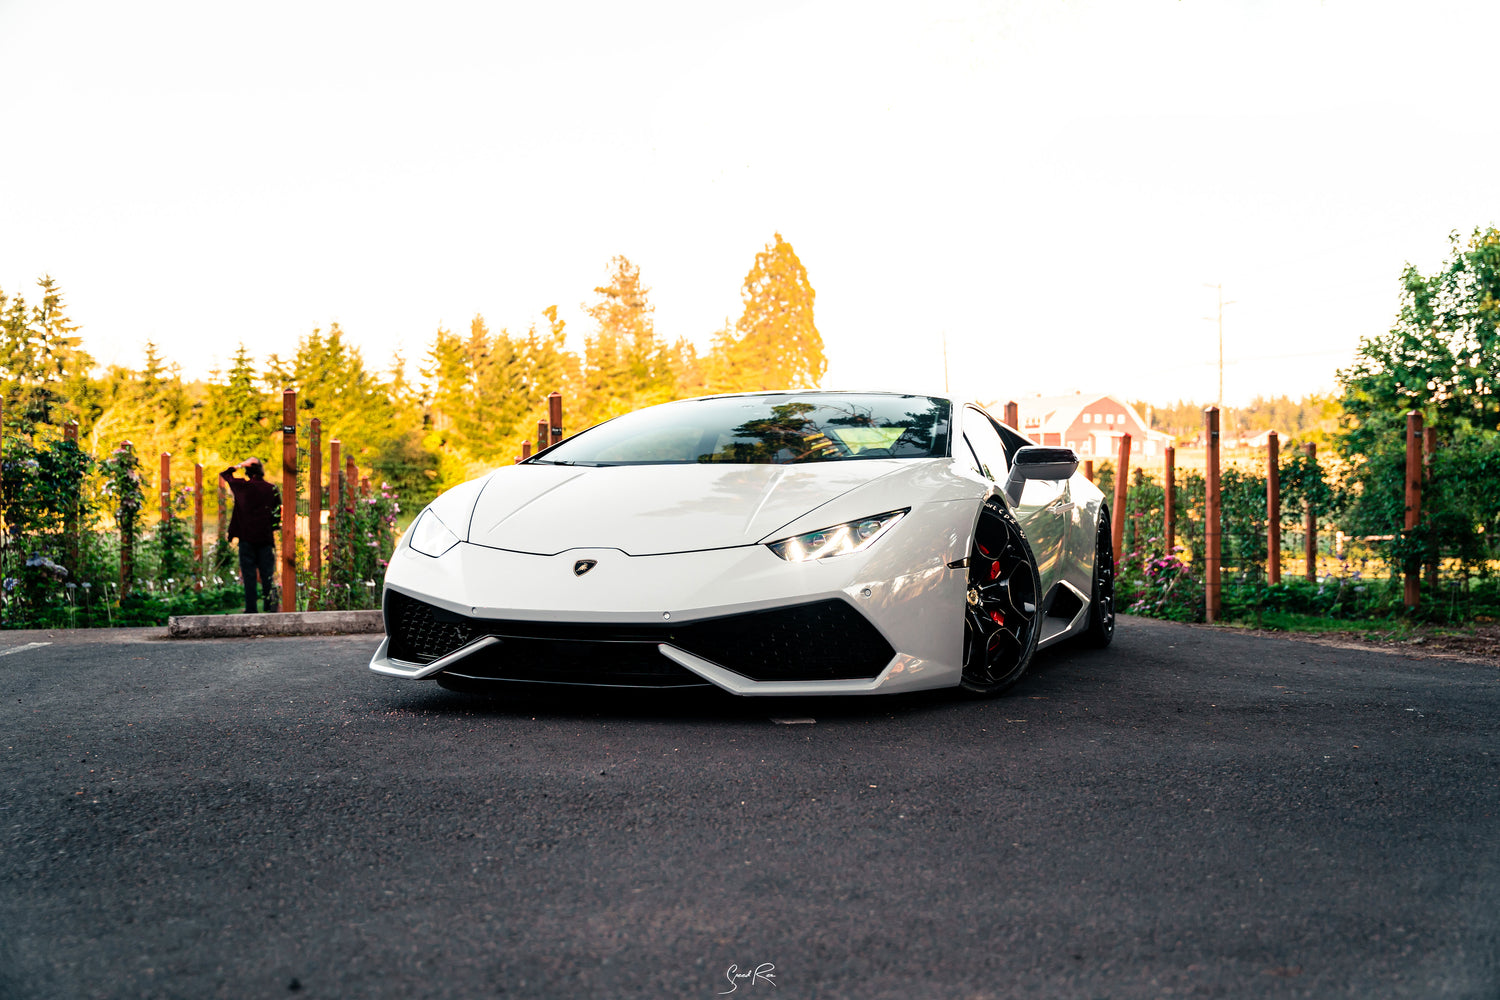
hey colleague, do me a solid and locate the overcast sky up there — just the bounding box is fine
[1,0,1495,408]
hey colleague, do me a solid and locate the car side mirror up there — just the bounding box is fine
[1003,446,1080,505]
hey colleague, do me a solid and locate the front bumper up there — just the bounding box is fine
[367,514,969,696]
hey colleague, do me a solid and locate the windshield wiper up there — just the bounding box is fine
[531,459,615,467]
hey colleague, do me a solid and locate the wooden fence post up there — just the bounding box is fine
[1111,433,1131,566]
[1304,442,1317,581]
[521,440,532,461]
[1083,459,1093,482]
[345,455,356,509]
[281,389,296,612]
[63,422,79,579]
[0,396,5,618]
[1164,444,1176,558]
[548,392,564,443]
[1004,400,1019,427]
[160,453,171,523]
[1423,425,1438,589]
[537,419,549,455]
[120,441,135,598]
[1404,411,1423,610]
[309,418,321,607]
[329,439,341,515]
[193,463,203,591]
[1204,407,1221,623]
[217,477,228,543]
[1267,431,1280,584]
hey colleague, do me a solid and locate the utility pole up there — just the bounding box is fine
[1203,284,1236,408]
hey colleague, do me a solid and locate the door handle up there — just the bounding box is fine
[1048,501,1075,517]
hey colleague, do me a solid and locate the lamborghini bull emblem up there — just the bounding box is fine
[573,559,598,577]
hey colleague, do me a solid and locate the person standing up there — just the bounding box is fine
[220,457,280,614]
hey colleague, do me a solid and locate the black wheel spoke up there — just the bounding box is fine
[962,501,1041,695]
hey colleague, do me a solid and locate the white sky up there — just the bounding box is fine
[1,0,1495,409]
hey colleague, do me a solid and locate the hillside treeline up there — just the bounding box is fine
[1135,394,1343,444]
[0,234,824,508]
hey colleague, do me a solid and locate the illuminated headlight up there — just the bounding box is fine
[766,509,908,562]
[406,508,460,558]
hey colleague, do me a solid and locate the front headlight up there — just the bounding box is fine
[407,508,460,558]
[765,509,908,562]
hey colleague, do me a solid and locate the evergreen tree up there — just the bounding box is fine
[580,256,674,421]
[731,233,826,390]
[268,323,396,464]
[89,341,191,460]
[204,345,268,461]
[0,277,97,434]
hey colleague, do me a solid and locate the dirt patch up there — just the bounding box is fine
[1229,621,1500,666]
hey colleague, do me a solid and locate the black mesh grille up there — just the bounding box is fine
[382,590,894,684]
[442,637,706,688]
[385,590,479,664]
[672,600,894,681]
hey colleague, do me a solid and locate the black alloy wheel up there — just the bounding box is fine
[960,498,1041,696]
[1083,507,1115,647]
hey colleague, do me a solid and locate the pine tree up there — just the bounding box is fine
[580,256,674,422]
[0,277,97,434]
[204,345,268,462]
[271,324,396,464]
[732,233,826,390]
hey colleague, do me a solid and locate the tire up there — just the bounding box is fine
[1082,506,1115,648]
[960,497,1042,696]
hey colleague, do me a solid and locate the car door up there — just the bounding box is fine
[961,408,1067,595]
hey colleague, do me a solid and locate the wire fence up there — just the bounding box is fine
[1092,421,1500,626]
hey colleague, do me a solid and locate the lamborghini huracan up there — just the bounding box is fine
[369,391,1113,697]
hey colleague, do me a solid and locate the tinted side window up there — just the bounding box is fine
[963,407,1010,482]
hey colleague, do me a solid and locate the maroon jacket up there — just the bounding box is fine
[220,469,280,545]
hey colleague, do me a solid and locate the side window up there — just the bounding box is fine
[963,407,1010,483]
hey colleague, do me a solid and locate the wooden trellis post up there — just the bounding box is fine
[1004,400,1019,427]
[1404,411,1423,610]
[537,418,549,454]
[309,418,322,605]
[1266,431,1280,584]
[0,396,5,618]
[345,455,356,508]
[63,422,79,579]
[329,439,341,515]
[1204,407,1221,623]
[1111,433,1131,566]
[120,441,135,597]
[1083,459,1093,482]
[1304,442,1317,582]
[1423,425,1438,589]
[548,392,564,443]
[1164,443,1176,558]
[193,463,204,591]
[281,389,296,612]
[160,453,171,523]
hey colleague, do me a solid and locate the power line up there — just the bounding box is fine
[1202,283,1236,407]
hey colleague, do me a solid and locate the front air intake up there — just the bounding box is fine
[382,590,895,683]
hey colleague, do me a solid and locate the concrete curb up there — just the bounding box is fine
[167,610,385,639]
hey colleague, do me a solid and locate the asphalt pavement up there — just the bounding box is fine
[1,618,1495,999]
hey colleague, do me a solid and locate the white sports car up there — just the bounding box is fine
[370,391,1114,697]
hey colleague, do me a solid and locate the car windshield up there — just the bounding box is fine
[532,393,951,466]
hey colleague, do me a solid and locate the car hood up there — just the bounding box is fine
[461,461,910,556]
